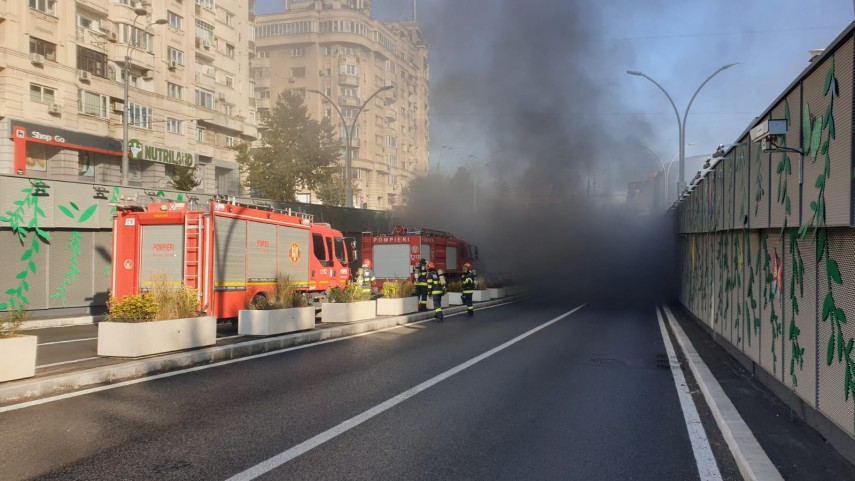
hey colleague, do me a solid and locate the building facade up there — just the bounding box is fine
[0,0,257,194]
[253,0,430,210]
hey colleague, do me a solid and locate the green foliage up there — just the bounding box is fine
[445,280,463,293]
[0,307,27,338]
[235,90,340,201]
[107,294,159,322]
[315,171,347,207]
[249,276,309,310]
[475,276,488,290]
[0,184,51,312]
[381,280,415,298]
[148,272,200,320]
[327,282,370,303]
[170,165,202,192]
[50,232,83,307]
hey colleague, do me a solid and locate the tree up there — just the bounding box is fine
[169,165,201,192]
[237,90,340,201]
[315,170,347,206]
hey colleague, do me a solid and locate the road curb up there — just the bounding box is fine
[662,305,784,481]
[21,315,100,330]
[0,298,516,406]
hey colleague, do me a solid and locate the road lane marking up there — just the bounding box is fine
[662,306,784,481]
[38,357,100,369]
[0,301,518,414]
[38,337,97,346]
[224,304,586,481]
[656,307,723,481]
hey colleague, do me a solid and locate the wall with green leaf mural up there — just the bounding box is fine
[678,37,855,440]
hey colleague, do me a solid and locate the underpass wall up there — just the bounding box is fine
[678,31,855,452]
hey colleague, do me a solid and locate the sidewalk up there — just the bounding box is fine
[0,299,512,407]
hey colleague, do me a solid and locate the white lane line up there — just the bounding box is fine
[38,337,97,346]
[0,300,518,414]
[38,357,100,369]
[224,304,586,481]
[662,306,784,481]
[656,307,723,481]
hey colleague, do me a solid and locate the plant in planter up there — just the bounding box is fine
[472,276,491,302]
[322,281,376,322]
[0,307,37,382]
[445,280,464,305]
[485,277,506,299]
[98,273,216,357]
[239,276,315,335]
[377,280,418,315]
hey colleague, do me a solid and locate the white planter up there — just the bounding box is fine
[447,292,463,305]
[97,316,217,357]
[487,287,505,298]
[238,307,316,335]
[377,297,418,316]
[431,294,449,308]
[0,335,37,382]
[321,300,377,323]
[472,290,491,302]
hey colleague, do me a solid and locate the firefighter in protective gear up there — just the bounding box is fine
[461,262,476,317]
[414,258,429,311]
[359,259,376,296]
[426,261,445,321]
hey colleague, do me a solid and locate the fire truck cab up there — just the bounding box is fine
[111,197,353,319]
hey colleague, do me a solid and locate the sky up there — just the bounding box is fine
[257,0,854,194]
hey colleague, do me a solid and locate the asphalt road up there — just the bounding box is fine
[1,301,739,481]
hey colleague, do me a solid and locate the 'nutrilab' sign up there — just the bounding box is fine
[128,139,194,167]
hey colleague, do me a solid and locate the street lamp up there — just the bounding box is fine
[641,142,694,207]
[435,145,451,173]
[627,63,737,195]
[121,9,167,186]
[307,85,394,208]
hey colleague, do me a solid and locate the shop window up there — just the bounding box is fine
[78,152,94,178]
[26,143,47,172]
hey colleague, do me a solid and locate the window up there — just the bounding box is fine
[388,154,397,168]
[166,118,182,134]
[197,127,206,142]
[30,84,55,104]
[225,75,234,88]
[226,136,235,147]
[196,0,214,10]
[334,238,347,263]
[76,46,107,78]
[384,136,397,148]
[195,88,214,109]
[168,11,183,29]
[342,64,358,75]
[341,125,359,139]
[224,104,233,116]
[339,87,358,97]
[30,37,56,61]
[342,108,359,118]
[291,47,305,57]
[128,102,152,129]
[291,67,305,78]
[312,233,328,263]
[225,12,234,27]
[195,20,214,41]
[121,24,155,52]
[79,90,109,118]
[168,47,184,65]
[226,43,235,57]
[168,82,183,99]
[29,0,56,15]
[257,89,270,99]
[77,14,97,30]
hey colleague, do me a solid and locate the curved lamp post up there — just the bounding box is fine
[121,9,167,186]
[627,63,736,195]
[307,85,394,208]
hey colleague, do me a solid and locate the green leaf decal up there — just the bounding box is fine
[828,258,843,284]
[35,228,50,242]
[835,308,847,324]
[811,119,823,160]
[20,250,32,261]
[77,205,98,223]
[828,332,836,365]
[15,271,27,280]
[70,202,79,211]
[59,205,75,219]
[28,260,37,274]
[816,175,825,188]
[823,292,834,321]
[824,67,834,95]
[5,288,16,296]
[0,303,7,310]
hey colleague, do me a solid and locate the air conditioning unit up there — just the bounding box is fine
[112,101,124,112]
[109,32,118,42]
[218,92,226,101]
[142,70,153,80]
[202,40,211,49]
[48,103,61,114]
[168,60,178,70]
[78,70,90,81]
[30,53,44,65]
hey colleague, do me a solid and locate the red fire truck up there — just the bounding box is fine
[361,226,478,284]
[111,198,353,319]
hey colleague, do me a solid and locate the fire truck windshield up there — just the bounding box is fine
[334,238,347,263]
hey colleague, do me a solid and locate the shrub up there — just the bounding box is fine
[272,275,297,308]
[0,308,27,338]
[381,280,415,298]
[445,280,463,293]
[248,294,272,310]
[149,272,200,320]
[485,277,504,288]
[476,276,488,290]
[327,282,370,303]
[107,293,159,322]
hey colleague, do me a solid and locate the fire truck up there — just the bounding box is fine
[111,197,353,319]
[361,226,478,284]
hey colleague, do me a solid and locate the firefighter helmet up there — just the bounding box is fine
[362,259,372,269]
[426,261,435,270]
[420,258,426,265]
[463,262,472,271]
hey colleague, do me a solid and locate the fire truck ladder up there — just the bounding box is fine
[183,213,203,294]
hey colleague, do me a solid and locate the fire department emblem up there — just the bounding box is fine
[411,245,418,253]
[288,242,301,264]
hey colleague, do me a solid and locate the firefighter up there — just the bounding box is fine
[461,262,476,317]
[426,261,445,321]
[414,258,429,311]
[359,258,376,296]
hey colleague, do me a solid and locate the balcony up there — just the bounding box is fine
[194,37,216,60]
[338,96,362,107]
[76,27,108,52]
[256,98,271,110]
[338,74,359,87]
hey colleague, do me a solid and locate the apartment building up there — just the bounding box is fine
[254,0,430,210]
[0,0,257,194]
